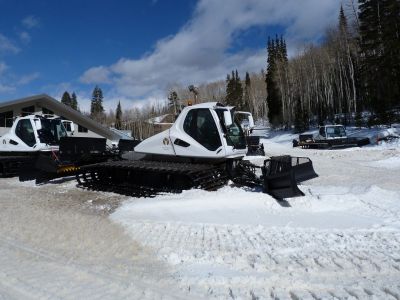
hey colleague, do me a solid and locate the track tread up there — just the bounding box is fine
[77,160,228,197]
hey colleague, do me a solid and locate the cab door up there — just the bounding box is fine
[12,119,38,150]
[171,108,225,158]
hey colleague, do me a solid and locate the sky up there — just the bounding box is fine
[0,0,344,112]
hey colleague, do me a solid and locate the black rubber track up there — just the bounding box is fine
[0,156,31,177]
[76,160,229,197]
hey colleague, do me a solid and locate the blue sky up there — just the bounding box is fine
[0,0,342,112]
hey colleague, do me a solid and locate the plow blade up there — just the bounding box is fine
[262,155,318,200]
[291,156,318,182]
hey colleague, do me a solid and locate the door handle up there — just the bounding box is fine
[174,139,190,147]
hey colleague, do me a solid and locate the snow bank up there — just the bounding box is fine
[112,183,400,231]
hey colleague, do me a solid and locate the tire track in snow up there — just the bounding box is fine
[0,236,200,300]
[121,222,400,299]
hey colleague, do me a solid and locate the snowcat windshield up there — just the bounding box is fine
[226,119,246,149]
[215,109,246,149]
[326,126,346,138]
[38,119,67,145]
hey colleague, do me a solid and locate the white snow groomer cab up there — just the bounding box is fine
[0,115,66,152]
[77,102,318,200]
[0,115,67,178]
[0,115,110,181]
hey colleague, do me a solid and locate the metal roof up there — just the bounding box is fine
[0,94,122,141]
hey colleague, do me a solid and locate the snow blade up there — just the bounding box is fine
[291,156,318,182]
[262,156,304,199]
[262,155,318,200]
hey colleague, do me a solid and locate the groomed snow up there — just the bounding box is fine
[1,127,400,299]
[110,130,400,299]
[367,156,400,170]
[112,184,400,230]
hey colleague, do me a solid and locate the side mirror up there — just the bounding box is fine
[248,115,255,129]
[34,119,42,131]
[223,111,233,127]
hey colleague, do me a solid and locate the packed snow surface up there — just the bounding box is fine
[112,185,400,229]
[1,127,400,299]
[367,156,400,170]
[110,131,400,299]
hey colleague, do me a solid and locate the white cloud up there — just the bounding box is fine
[0,69,40,95]
[0,62,8,75]
[0,61,13,94]
[17,72,40,85]
[102,93,167,113]
[80,66,111,84]
[0,83,15,93]
[80,0,341,105]
[0,34,20,54]
[22,15,40,29]
[19,31,31,44]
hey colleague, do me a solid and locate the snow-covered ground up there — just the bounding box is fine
[1,129,400,299]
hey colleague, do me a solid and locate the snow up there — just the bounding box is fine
[261,125,400,147]
[1,126,400,299]
[0,178,189,300]
[112,184,400,230]
[148,114,172,124]
[367,156,400,170]
[110,130,400,299]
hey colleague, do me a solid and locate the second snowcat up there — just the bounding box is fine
[295,125,370,149]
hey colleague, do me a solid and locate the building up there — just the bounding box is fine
[0,94,123,142]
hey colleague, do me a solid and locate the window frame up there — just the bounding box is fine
[183,108,222,151]
[15,119,37,147]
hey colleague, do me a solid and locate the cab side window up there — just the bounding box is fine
[183,109,222,151]
[16,119,36,147]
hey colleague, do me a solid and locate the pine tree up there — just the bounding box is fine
[243,72,251,111]
[225,70,243,108]
[225,72,235,106]
[90,85,105,121]
[382,0,400,110]
[234,70,243,109]
[302,106,310,131]
[71,92,78,110]
[168,91,179,115]
[266,36,283,126]
[115,101,122,130]
[280,35,288,63]
[293,97,304,133]
[339,5,348,37]
[61,91,72,107]
[355,111,364,128]
[359,0,400,123]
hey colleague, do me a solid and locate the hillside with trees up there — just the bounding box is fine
[63,1,399,137]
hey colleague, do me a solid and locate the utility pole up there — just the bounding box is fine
[188,85,199,104]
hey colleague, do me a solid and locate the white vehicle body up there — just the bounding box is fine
[0,115,67,153]
[135,102,248,160]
